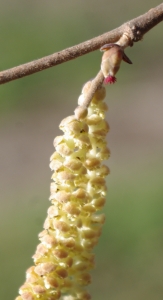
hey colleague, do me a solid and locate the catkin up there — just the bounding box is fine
[16,80,110,300]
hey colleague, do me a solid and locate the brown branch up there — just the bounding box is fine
[0,3,163,85]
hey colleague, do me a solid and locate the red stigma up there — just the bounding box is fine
[104,75,117,84]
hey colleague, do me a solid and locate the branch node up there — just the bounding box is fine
[116,27,134,48]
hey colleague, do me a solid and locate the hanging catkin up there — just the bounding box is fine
[16,80,110,300]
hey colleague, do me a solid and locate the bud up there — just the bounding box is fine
[100,43,132,84]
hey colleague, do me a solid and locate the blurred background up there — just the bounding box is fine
[0,1,163,299]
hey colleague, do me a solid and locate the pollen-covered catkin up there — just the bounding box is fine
[15,81,110,300]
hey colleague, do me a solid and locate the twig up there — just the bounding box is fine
[0,3,163,85]
[82,71,104,108]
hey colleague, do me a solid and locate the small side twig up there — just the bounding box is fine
[0,3,163,85]
[82,71,104,108]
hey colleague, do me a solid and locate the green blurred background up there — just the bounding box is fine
[0,1,163,299]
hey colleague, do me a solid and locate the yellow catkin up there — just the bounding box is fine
[15,81,110,300]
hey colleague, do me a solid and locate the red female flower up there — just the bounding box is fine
[100,43,132,84]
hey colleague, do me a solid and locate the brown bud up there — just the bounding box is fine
[64,202,80,215]
[34,262,56,276]
[53,248,68,259]
[32,285,46,295]
[44,276,59,289]
[40,233,57,248]
[53,220,70,232]
[55,268,68,278]
[64,159,82,171]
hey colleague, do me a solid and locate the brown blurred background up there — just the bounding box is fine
[0,1,163,299]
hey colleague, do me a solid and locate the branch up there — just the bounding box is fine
[0,3,163,85]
